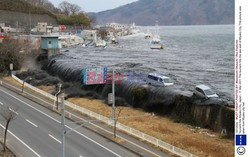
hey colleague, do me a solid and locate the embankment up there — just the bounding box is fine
[18,58,234,138]
[0,10,58,29]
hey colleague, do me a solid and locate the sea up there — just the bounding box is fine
[54,25,234,100]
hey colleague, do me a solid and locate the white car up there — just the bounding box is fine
[146,73,174,86]
[194,84,218,99]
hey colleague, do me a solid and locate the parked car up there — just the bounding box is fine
[146,73,174,86]
[194,84,218,99]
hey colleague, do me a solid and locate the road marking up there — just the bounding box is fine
[26,119,38,128]
[8,107,19,115]
[49,134,61,144]
[1,84,162,157]
[70,112,162,157]
[0,89,122,157]
[0,123,41,157]
[0,101,3,105]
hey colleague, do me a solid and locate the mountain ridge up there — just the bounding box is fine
[93,0,234,26]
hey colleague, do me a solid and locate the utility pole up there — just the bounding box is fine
[112,69,116,138]
[61,93,65,157]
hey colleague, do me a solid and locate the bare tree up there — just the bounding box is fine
[69,3,81,15]
[0,106,17,152]
[58,1,81,15]
[114,107,123,139]
[58,1,71,15]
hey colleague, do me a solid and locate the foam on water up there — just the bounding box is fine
[50,25,234,100]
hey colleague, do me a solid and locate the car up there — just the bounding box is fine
[146,73,174,86]
[194,84,218,99]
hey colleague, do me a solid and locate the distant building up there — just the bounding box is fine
[0,23,5,28]
[81,30,97,41]
[38,22,47,33]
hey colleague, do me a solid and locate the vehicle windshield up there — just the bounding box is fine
[163,78,173,83]
[204,89,215,95]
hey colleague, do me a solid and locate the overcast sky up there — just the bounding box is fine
[50,0,138,12]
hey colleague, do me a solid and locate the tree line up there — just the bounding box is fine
[24,0,94,27]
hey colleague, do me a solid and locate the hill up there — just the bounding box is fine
[0,0,58,29]
[0,0,55,16]
[93,0,234,26]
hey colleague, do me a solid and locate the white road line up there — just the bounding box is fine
[0,123,41,157]
[26,119,38,128]
[0,89,122,157]
[8,107,19,115]
[2,82,162,157]
[0,101,3,105]
[48,134,61,144]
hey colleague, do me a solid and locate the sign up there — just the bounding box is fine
[59,25,66,31]
[108,93,113,104]
[9,64,13,71]
[83,67,107,85]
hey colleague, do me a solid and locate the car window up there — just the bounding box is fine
[148,75,153,79]
[204,89,215,95]
[154,77,158,81]
[163,78,172,83]
[159,78,163,82]
[196,88,205,95]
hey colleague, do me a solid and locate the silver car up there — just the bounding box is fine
[194,84,218,99]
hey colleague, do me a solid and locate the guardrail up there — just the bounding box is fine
[11,74,197,157]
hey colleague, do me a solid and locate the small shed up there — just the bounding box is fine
[41,35,59,50]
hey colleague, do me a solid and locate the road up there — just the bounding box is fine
[0,85,141,157]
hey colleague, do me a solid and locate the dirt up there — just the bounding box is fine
[68,97,234,157]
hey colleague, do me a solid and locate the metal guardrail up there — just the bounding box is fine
[11,74,198,157]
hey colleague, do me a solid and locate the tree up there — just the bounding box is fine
[58,1,71,15]
[69,4,81,15]
[0,39,24,73]
[113,107,123,139]
[0,106,17,152]
[59,1,81,15]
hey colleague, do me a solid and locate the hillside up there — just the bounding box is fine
[0,0,54,16]
[93,0,234,25]
[0,0,57,29]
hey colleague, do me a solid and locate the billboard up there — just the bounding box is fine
[83,67,107,85]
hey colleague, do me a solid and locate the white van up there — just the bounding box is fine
[146,73,174,86]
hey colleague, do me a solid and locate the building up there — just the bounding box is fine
[37,22,47,33]
[40,36,60,59]
[81,30,97,41]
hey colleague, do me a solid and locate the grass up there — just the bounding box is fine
[2,77,234,157]
[68,97,234,157]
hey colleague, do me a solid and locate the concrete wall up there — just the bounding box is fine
[0,10,58,31]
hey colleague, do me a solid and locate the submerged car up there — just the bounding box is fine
[194,84,219,99]
[146,73,174,86]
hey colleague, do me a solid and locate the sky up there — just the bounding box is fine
[50,0,138,12]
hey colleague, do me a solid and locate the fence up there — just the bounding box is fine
[11,74,197,157]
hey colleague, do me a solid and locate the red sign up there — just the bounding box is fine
[59,25,66,31]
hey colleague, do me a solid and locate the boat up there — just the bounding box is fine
[144,29,152,39]
[150,35,164,49]
[111,36,119,44]
[150,21,164,49]
[95,38,107,47]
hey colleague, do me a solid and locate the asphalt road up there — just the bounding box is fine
[0,86,141,157]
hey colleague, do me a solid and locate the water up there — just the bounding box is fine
[51,25,234,100]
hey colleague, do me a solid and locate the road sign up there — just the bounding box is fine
[10,64,13,71]
[83,67,107,85]
[108,93,113,104]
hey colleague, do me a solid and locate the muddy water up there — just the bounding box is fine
[49,25,234,101]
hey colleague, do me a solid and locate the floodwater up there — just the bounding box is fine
[50,25,234,100]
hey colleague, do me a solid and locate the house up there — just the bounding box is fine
[37,22,47,33]
[81,30,97,41]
